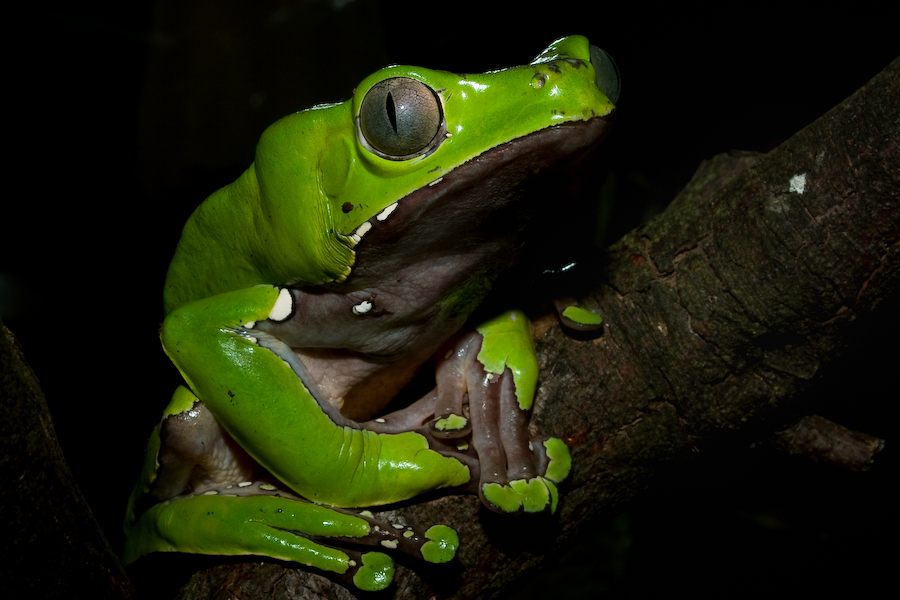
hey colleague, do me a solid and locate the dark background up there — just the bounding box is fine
[5,1,897,596]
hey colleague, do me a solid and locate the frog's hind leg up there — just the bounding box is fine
[127,485,394,591]
[124,388,458,592]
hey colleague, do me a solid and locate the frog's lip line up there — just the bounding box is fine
[346,114,614,250]
[348,201,399,246]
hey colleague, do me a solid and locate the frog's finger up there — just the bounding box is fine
[469,364,562,514]
[534,437,573,484]
[464,311,571,514]
[462,350,548,513]
[553,297,603,333]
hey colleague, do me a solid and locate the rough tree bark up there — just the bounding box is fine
[3,58,895,599]
[123,54,895,600]
[167,56,898,600]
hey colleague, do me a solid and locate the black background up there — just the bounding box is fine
[6,2,897,596]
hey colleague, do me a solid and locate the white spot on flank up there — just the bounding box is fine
[242,321,256,329]
[376,202,398,221]
[269,288,293,321]
[352,300,373,315]
[789,173,807,194]
[375,418,386,423]
[428,177,444,186]
[238,481,253,487]
[381,540,399,549]
[348,559,357,567]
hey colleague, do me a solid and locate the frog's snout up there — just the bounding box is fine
[589,45,620,105]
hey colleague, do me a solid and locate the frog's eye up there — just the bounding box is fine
[589,45,620,105]
[358,77,445,160]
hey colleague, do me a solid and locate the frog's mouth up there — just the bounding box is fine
[340,115,614,289]
[276,114,615,421]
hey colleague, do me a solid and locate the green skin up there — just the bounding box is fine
[124,35,615,591]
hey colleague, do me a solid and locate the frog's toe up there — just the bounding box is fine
[534,437,572,484]
[352,552,394,591]
[126,487,460,590]
[510,477,558,513]
[484,437,570,513]
[481,476,560,514]
[553,297,603,333]
[431,412,472,438]
[421,524,459,563]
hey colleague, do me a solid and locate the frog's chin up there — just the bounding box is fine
[336,115,614,290]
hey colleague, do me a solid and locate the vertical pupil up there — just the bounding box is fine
[385,92,398,132]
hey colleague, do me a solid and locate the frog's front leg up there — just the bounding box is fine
[367,311,572,514]
[126,285,469,589]
[162,284,471,506]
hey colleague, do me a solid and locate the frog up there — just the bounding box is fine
[123,35,618,591]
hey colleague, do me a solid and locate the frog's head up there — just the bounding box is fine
[164,36,617,314]
[256,35,616,283]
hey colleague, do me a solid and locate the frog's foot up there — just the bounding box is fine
[363,314,572,514]
[125,482,458,591]
[460,340,571,514]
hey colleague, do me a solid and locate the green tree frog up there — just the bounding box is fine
[124,35,618,591]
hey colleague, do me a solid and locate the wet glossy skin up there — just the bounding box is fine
[124,35,617,591]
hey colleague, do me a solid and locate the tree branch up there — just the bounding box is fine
[0,323,137,598]
[7,55,895,600]
[215,54,895,600]
[768,415,885,471]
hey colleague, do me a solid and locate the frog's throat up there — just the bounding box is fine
[337,115,613,285]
